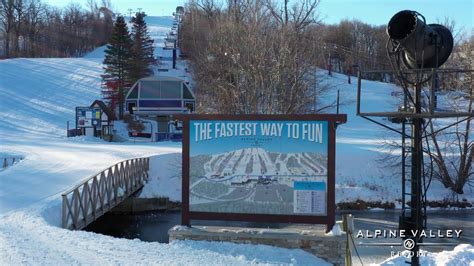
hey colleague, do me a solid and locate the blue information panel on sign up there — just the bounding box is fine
[76,107,101,128]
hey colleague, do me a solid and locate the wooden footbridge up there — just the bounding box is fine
[62,157,150,230]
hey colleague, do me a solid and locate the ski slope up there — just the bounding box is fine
[0,50,183,213]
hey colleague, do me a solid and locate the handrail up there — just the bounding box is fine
[61,157,150,230]
[61,157,149,195]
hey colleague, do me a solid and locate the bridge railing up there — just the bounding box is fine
[62,157,150,230]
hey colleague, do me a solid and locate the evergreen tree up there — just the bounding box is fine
[129,12,155,82]
[102,15,133,120]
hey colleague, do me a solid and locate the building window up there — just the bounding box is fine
[161,81,181,98]
[183,84,194,99]
[128,85,139,98]
[140,81,161,98]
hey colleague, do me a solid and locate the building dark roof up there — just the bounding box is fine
[90,100,116,121]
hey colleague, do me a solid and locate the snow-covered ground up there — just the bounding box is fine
[0,15,472,265]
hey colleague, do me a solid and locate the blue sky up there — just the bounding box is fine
[44,0,472,32]
[318,0,472,31]
[189,120,328,156]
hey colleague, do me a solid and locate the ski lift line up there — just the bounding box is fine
[320,41,392,66]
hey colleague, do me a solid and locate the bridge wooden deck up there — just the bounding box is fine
[62,157,150,230]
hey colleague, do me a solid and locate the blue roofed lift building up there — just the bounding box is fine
[124,76,195,141]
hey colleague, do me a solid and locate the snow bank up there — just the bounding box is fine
[0,201,327,265]
[325,223,345,236]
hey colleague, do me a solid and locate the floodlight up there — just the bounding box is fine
[387,10,453,69]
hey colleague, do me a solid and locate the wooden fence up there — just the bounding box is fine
[62,157,150,230]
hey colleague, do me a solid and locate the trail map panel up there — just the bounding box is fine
[189,120,328,216]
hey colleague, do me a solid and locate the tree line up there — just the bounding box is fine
[181,0,473,115]
[0,0,114,58]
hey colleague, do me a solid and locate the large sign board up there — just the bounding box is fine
[76,107,101,128]
[179,114,346,231]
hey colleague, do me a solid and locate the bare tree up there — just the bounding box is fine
[426,37,473,195]
[182,0,332,114]
[0,0,113,58]
[427,105,473,195]
[1,0,15,57]
[264,0,321,31]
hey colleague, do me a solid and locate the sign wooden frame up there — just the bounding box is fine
[176,114,347,232]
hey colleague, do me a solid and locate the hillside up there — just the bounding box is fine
[0,16,180,213]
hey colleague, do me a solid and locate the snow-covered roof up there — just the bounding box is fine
[90,100,116,120]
